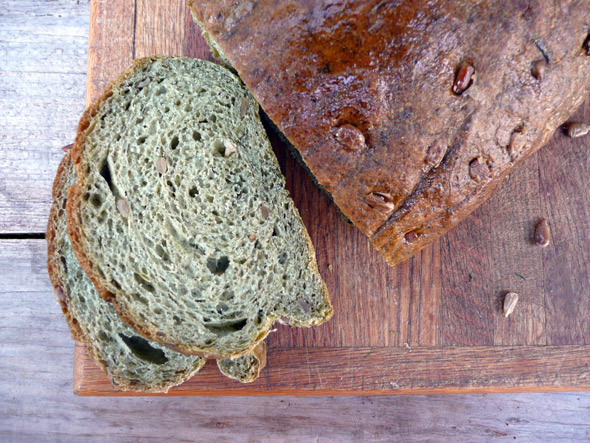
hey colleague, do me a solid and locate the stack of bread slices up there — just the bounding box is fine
[47,56,332,393]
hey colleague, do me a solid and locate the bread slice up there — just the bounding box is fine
[218,341,266,383]
[49,152,270,391]
[189,1,590,266]
[67,56,332,358]
[48,153,205,393]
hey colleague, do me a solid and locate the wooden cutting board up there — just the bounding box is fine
[74,0,590,396]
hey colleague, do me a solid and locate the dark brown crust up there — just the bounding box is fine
[190,0,590,265]
[46,152,84,341]
[66,56,317,359]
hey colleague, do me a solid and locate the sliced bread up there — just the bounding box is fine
[218,341,266,383]
[48,153,268,391]
[66,56,332,358]
[48,153,205,393]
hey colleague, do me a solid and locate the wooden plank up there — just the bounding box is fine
[538,99,590,346]
[75,343,590,396]
[489,152,546,346]
[134,0,189,58]
[0,0,89,233]
[440,204,495,346]
[86,0,134,104]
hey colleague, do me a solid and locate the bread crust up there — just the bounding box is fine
[218,341,267,383]
[190,0,590,265]
[67,56,330,358]
[47,152,84,341]
[240,341,267,383]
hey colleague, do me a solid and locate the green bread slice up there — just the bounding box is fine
[48,153,267,392]
[218,341,267,383]
[66,56,332,358]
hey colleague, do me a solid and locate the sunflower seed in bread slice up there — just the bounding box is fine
[67,56,332,358]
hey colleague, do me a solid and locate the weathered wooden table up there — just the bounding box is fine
[2,0,590,439]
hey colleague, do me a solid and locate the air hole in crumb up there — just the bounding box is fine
[155,244,170,262]
[207,256,230,276]
[90,194,102,208]
[119,334,168,364]
[99,157,114,193]
[257,310,264,325]
[219,291,234,301]
[204,318,247,335]
[131,293,148,305]
[188,186,199,198]
[212,140,225,156]
[137,136,146,145]
[278,252,287,265]
[170,135,179,150]
[192,131,201,141]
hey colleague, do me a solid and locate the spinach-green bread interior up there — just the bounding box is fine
[48,153,205,393]
[48,153,270,391]
[67,56,332,357]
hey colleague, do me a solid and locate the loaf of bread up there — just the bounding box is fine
[48,153,268,391]
[189,1,590,265]
[66,56,332,358]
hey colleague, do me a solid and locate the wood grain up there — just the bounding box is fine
[67,0,590,396]
[0,0,89,233]
[86,0,134,104]
[75,342,590,396]
[538,103,590,346]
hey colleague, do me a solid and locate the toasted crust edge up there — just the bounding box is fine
[47,152,84,342]
[217,341,267,383]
